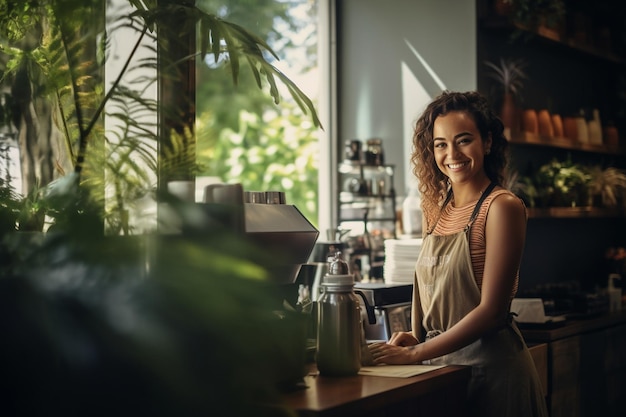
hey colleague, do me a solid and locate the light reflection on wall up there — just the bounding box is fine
[401,40,446,191]
[353,75,373,142]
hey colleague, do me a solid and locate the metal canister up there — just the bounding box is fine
[316,252,362,376]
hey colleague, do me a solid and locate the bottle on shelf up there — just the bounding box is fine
[587,109,603,145]
[576,109,589,144]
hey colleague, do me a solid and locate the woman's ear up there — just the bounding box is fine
[484,133,493,155]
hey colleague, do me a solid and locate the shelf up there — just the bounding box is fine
[338,161,397,242]
[507,130,624,156]
[480,16,626,66]
[527,206,625,219]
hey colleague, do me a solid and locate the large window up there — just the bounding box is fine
[194,0,330,229]
[0,1,333,235]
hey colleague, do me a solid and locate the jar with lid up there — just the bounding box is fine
[364,138,384,166]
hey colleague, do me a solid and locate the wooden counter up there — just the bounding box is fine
[519,309,626,342]
[280,364,471,417]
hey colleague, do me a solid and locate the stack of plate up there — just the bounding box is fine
[383,238,423,283]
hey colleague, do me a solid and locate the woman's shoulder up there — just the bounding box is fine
[484,187,526,220]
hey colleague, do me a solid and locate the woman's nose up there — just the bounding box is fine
[447,143,460,157]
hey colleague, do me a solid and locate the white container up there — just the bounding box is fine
[402,188,422,236]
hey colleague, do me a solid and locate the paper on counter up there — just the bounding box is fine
[510,298,547,323]
[358,364,445,378]
[510,298,566,324]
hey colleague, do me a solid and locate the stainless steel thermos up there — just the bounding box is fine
[316,252,363,376]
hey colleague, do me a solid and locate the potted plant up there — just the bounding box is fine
[533,157,591,207]
[506,170,540,208]
[587,166,626,209]
[484,57,528,131]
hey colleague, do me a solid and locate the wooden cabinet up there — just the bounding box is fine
[604,325,626,415]
[528,343,549,398]
[550,335,582,417]
[550,325,626,417]
[521,312,626,417]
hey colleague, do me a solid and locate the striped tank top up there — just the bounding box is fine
[431,189,523,299]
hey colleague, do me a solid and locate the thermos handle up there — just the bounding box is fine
[354,290,376,324]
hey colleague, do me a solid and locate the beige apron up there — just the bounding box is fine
[413,183,548,417]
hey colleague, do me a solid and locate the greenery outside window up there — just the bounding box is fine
[194,0,324,228]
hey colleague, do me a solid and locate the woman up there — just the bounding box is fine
[368,91,548,417]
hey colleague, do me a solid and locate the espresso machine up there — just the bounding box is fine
[203,184,320,286]
[353,282,413,341]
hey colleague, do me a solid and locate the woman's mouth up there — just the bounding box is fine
[447,161,469,169]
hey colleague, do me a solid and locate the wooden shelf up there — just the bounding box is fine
[480,16,626,66]
[527,206,625,219]
[507,130,624,156]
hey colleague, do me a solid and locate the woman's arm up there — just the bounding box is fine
[369,193,526,364]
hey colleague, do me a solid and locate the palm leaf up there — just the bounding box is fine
[484,58,528,96]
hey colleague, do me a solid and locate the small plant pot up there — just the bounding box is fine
[522,109,539,134]
[537,109,554,137]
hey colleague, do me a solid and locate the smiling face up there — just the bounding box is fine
[432,111,492,186]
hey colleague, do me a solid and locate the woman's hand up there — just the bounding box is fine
[388,331,418,346]
[368,341,419,365]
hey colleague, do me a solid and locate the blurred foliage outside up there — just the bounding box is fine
[195,0,320,227]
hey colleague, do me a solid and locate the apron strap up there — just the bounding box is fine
[464,181,497,232]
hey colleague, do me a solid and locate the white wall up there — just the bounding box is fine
[105,0,158,234]
[337,0,477,195]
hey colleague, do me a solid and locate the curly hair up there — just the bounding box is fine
[410,90,510,230]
